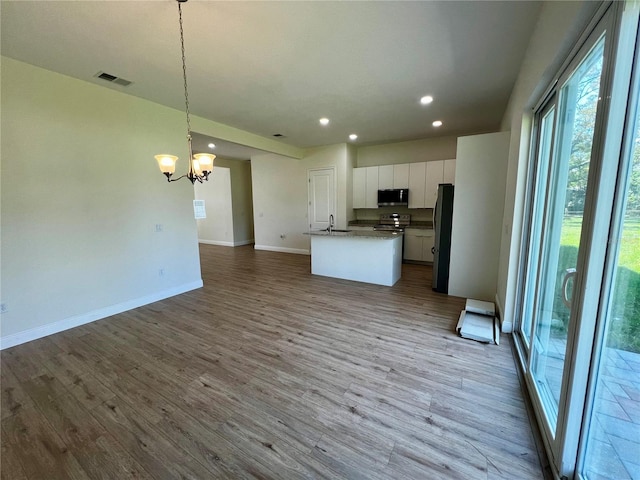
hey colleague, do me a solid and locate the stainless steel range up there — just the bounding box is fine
[374,213,410,232]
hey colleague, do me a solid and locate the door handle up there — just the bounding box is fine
[431,246,435,254]
[562,268,577,309]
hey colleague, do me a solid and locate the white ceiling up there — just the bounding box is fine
[190,132,268,160]
[1,0,542,153]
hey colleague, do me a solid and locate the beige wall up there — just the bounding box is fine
[229,160,254,244]
[356,136,457,167]
[250,144,350,254]
[195,159,254,246]
[1,57,202,346]
[251,153,308,254]
[497,1,597,328]
[195,167,234,245]
[449,132,510,304]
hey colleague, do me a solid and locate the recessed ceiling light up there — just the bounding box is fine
[208,143,216,149]
[420,95,433,105]
[432,120,443,127]
[349,134,358,141]
[319,117,330,126]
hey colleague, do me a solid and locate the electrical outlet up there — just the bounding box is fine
[0,303,8,314]
[155,224,163,233]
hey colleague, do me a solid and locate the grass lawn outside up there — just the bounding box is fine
[561,215,640,272]
[559,214,640,353]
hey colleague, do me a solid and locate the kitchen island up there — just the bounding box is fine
[307,230,403,286]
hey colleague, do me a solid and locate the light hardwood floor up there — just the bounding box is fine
[1,244,545,479]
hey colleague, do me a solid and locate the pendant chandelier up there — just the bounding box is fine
[155,0,215,184]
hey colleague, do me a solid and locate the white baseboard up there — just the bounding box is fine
[199,239,255,247]
[199,239,234,247]
[495,292,512,333]
[254,245,310,255]
[0,280,203,350]
[233,239,255,247]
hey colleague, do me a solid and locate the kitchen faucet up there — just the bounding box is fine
[328,214,334,233]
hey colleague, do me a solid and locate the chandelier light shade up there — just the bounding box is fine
[155,155,178,176]
[193,153,215,172]
[155,0,215,184]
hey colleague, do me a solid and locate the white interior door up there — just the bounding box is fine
[308,168,335,231]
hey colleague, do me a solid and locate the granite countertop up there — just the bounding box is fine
[405,221,433,230]
[305,230,403,240]
[347,221,433,230]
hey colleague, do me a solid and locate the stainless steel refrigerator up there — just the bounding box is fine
[432,184,454,293]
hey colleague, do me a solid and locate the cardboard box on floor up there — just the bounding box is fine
[456,299,499,345]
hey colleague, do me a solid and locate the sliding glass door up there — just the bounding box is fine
[529,35,605,433]
[580,24,640,480]
[515,2,640,478]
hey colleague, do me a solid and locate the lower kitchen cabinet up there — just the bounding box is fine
[403,229,434,262]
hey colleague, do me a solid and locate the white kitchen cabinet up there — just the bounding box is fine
[356,159,454,210]
[352,168,366,208]
[403,232,423,261]
[353,167,379,209]
[408,162,426,208]
[443,159,456,184]
[365,166,379,208]
[379,164,410,189]
[408,160,455,209]
[403,228,435,262]
[378,165,394,189]
[423,234,435,262]
[425,161,442,208]
[393,163,410,188]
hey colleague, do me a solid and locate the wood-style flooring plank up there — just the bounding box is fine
[1,405,90,480]
[1,244,545,479]
[90,395,220,479]
[0,426,29,480]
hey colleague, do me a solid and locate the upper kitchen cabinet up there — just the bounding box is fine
[353,160,454,209]
[443,159,456,184]
[408,159,456,209]
[393,164,410,188]
[408,162,427,208]
[378,164,410,189]
[378,165,394,189]
[353,168,366,208]
[424,161,442,208]
[353,166,379,209]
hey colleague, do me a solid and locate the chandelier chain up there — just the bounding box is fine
[178,2,191,137]
[155,0,214,184]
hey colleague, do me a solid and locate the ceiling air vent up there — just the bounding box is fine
[95,71,133,87]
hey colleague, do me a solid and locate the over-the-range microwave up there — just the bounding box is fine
[377,189,409,207]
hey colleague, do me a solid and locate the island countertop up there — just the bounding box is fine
[307,230,403,286]
[305,230,402,240]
